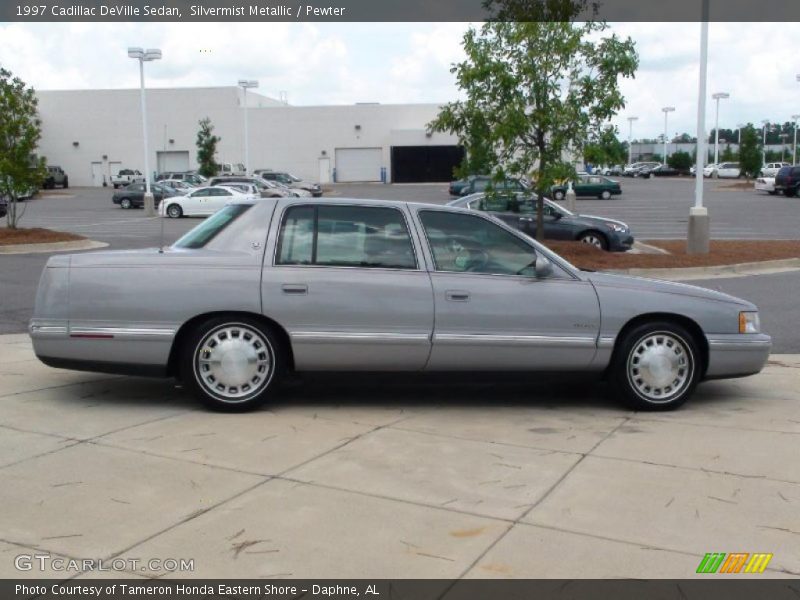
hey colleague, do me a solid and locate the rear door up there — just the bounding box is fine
[414,208,600,370]
[261,202,434,370]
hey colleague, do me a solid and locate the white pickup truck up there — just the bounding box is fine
[760,162,790,178]
[110,169,144,189]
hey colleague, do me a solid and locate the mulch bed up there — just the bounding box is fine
[0,227,86,246]
[544,240,800,271]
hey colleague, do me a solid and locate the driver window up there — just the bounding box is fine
[419,210,537,276]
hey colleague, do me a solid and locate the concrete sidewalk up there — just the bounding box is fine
[0,333,798,581]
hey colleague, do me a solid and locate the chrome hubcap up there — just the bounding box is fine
[627,332,692,403]
[194,324,273,402]
[582,235,603,249]
[168,205,180,217]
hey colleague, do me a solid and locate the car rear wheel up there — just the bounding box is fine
[180,316,284,411]
[600,190,611,200]
[610,322,700,411]
[166,203,183,218]
[120,198,132,209]
[553,190,565,201]
[578,231,608,251]
[63,177,68,189]
[786,188,798,198]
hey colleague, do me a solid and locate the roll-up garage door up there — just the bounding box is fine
[335,148,382,182]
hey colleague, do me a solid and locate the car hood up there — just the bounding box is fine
[585,271,754,308]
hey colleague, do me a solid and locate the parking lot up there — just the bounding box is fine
[1,177,799,581]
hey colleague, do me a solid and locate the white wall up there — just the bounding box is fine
[36,87,458,186]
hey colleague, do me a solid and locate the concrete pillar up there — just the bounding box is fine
[687,206,710,254]
[144,192,155,217]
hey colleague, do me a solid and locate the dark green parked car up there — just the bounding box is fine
[551,174,621,200]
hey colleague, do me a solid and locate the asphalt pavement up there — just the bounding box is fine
[1,180,799,351]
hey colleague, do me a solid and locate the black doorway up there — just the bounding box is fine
[391,145,465,183]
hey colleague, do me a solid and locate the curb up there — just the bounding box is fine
[0,239,108,255]
[608,257,800,281]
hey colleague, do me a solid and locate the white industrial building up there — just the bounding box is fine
[35,87,463,187]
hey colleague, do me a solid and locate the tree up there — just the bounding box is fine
[667,151,692,171]
[450,109,495,179]
[429,1,638,240]
[0,67,46,229]
[196,117,220,178]
[584,125,627,167]
[738,125,761,180]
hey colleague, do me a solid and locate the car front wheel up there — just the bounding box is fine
[610,322,701,411]
[600,190,611,199]
[553,190,565,201]
[180,317,284,411]
[166,203,183,218]
[578,231,608,251]
[120,198,132,209]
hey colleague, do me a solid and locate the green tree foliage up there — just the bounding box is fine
[738,125,762,179]
[0,67,47,229]
[667,151,692,171]
[584,126,627,167]
[196,117,220,178]
[429,1,638,240]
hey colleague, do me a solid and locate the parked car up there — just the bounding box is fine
[760,162,790,178]
[774,165,800,197]
[159,185,257,218]
[255,170,323,197]
[156,172,207,186]
[42,166,68,189]
[754,177,777,195]
[449,175,483,196]
[551,175,621,200]
[29,197,771,412]
[110,169,144,189]
[112,182,177,209]
[218,163,246,177]
[600,165,624,176]
[640,164,687,178]
[623,162,659,177]
[208,176,288,198]
[458,176,529,196]
[707,162,742,178]
[450,193,633,252]
[159,179,196,193]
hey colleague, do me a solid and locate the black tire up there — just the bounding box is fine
[578,230,609,251]
[609,321,701,411]
[786,188,797,198]
[180,316,284,412]
[166,203,183,218]
[553,190,565,201]
[63,177,69,189]
[120,198,132,209]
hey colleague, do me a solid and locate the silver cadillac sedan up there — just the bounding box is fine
[30,198,771,412]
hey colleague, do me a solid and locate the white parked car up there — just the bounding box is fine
[754,177,777,195]
[708,162,742,178]
[702,164,717,177]
[760,162,790,177]
[159,186,257,218]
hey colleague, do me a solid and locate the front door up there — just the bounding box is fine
[90,162,104,187]
[318,157,331,184]
[261,202,434,370]
[414,208,600,370]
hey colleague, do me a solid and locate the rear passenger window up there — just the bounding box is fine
[276,205,417,269]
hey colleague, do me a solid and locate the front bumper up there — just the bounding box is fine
[704,333,772,379]
[610,234,635,252]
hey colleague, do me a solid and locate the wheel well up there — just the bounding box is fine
[576,229,608,244]
[607,312,709,378]
[166,311,295,378]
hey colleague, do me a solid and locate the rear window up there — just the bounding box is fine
[172,204,252,249]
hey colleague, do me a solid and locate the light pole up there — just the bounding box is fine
[792,115,800,165]
[761,120,770,166]
[688,0,709,255]
[662,107,675,165]
[711,92,729,167]
[627,116,638,164]
[237,79,259,175]
[128,47,161,217]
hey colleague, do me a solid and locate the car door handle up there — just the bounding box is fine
[281,284,308,295]
[519,217,534,222]
[445,290,470,302]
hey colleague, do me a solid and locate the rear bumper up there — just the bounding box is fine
[704,333,772,379]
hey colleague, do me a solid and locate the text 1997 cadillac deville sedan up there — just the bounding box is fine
[30,198,771,411]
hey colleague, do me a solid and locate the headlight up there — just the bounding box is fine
[605,222,627,233]
[739,311,760,334]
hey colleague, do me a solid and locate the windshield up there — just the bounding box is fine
[173,204,252,249]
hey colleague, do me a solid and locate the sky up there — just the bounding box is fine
[1,21,798,141]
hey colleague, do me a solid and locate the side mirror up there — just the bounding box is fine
[535,255,554,279]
